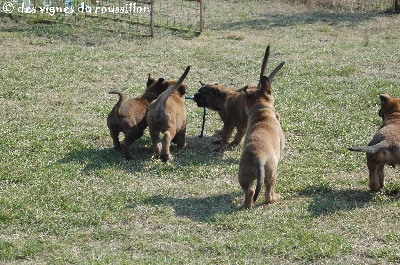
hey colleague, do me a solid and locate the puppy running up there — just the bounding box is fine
[238,46,285,209]
[348,94,400,191]
[147,66,191,162]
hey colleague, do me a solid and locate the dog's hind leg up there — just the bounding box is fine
[377,164,385,190]
[149,129,161,159]
[160,130,174,162]
[174,127,187,149]
[238,163,255,209]
[121,139,132,160]
[240,182,255,209]
[109,129,121,151]
[367,160,382,192]
[121,137,134,160]
[264,162,280,204]
[121,127,144,160]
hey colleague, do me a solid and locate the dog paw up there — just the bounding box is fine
[369,184,382,192]
[228,142,240,148]
[177,143,186,149]
[213,147,224,153]
[266,193,281,204]
[151,155,160,161]
[240,202,254,209]
[160,154,170,162]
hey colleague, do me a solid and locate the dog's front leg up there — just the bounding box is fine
[231,126,246,146]
[212,125,225,145]
[215,124,235,152]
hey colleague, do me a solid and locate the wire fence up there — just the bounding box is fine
[1,0,397,37]
[0,0,205,37]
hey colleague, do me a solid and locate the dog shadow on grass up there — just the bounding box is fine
[133,192,241,222]
[58,138,156,173]
[58,133,236,174]
[297,184,399,217]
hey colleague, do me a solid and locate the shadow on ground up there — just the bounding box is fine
[212,11,380,31]
[132,192,241,222]
[298,184,399,216]
[58,133,234,173]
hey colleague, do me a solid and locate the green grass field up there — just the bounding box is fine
[1,0,400,263]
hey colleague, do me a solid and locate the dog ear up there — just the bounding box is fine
[157,78,166,83]
[379,93,391,105]
[268,61,285,82]
[243,85,249,95]
[178,84,188,96]
[260,76,272,94]
[147,74,156,87]
[257,45,270,89]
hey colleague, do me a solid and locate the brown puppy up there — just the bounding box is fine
[238,46,285,209]
[193,83,247,152]
[147,66,191,162]
[348,94,400,191]
[107,75,186,160]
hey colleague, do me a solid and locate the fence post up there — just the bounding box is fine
[199,0,204,34]
[150,0,154,37]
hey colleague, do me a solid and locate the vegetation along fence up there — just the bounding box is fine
[0,0,205,37]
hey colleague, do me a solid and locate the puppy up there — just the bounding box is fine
[147,66,190,162]
[193,83,247,152]
[348,93,400,191]
[107,75,186,160]
[238,46,285,209]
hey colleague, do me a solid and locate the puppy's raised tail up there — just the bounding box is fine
[348,141,389,154]
[152,66,190,107]
[108,91,124,114]
[253,161,265,205]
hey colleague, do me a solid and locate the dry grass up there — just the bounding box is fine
[285,0,394,11]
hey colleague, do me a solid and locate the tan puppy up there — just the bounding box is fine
[348,94,400,191]
[193,83,247,151]
[238,46,285,209]
[147,66,191,162]
[107,75,186,160]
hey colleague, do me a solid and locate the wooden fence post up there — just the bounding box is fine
[200,0,204,34]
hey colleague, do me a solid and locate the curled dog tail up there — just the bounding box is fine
[348,141,389,154]
[253,161,265,204]
[108,91,124,114]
